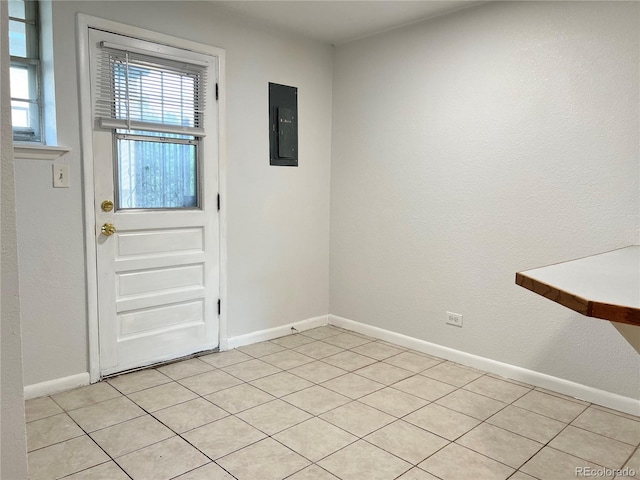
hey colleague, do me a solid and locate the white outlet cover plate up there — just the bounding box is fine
[446,311,463,327]
[53,164,70,188]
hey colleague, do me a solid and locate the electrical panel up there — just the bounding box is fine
[269,83,298,166]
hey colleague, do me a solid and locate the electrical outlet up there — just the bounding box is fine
[446,311,463,327]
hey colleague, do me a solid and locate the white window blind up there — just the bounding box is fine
[95,41,208,136]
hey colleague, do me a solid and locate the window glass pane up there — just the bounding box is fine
[10,64,36,100]
[117,137,198,209]
[8,0,26,20]
[11,100,31,128]
[9,20,26,57]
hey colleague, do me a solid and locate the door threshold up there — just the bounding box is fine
[101,347,220,380]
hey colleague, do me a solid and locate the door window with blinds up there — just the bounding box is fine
[94,41,209,209]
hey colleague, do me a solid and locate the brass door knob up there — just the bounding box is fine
[101,223,116,236]
[101,200,114,212]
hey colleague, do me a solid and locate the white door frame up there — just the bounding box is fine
[76,14,228,383]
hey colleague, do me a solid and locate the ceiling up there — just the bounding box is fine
[215,1,481,45]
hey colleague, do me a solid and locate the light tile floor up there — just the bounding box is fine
[25,326,640,480]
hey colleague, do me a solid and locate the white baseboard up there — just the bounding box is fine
[329,314,640,416]
[24,372,91,400]
[227,315,329,349]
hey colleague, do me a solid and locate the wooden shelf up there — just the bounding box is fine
[516,246,640,326]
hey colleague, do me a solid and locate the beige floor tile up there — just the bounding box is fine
[396,467,440,479]
[28,435,110,480]
[419,443,514,480]
[521,447,610,480]
[217,437,310,480]
[199,349,252,368]
[318,440,412,480]
[323,350,377,371]
[236,399,312,435]
[52,382,122,411]
[486,373,533,388]
[90,415,174,458]
[457,423,543,468]
[221,358,281,382]
[300,326,342,340]
[293,341,344,359]
[514,390,588,423]
[271,333,316,349]
[463,375,531,403]
[237,341,286,358]
[274,417,357,462]
[323,332,372,349]
[435,389,506,420]
[534,387,590,406]
[365,420,449,464]
[572,407,640,446]
[359,387,428,417]
[116,436,209,480]
[249,371,314,397]
[420,361,483,387]
[128,382,198,412]
[549,425,635,469]
[205,383,274,414]
[623,448,640,479]
[351,341,404,360]
[486,405,566,443]
[379,340,410,351]
[68,396,145,432]
[182,416,266,459]
[63,461,130,479]
[404,404,481,441]
[322,372,384,399]
[156,358,215,380]
[289,360,348,383]
[508,472,538,480]
[178,369,243,396]
[282,385,351,415]
[591,404,640,422]
[27,412,85,452]
[320,401,395,437]
[25,396,63,423]
[153,397,228,433]
[383,351,442,373]
[355,362,414,385]
[348,331,377,341]
[286,465,340,480]
[393,375,457,401]
[260,349,315,370]
[172,462,235,479]
[107,369,171,395]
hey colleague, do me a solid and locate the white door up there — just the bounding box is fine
[89,28,219,376]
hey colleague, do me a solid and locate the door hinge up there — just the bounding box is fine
[215,83,219,101]
[217,299,221,316]
[217,193,220,211]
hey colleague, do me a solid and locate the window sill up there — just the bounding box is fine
[13,143,71,161]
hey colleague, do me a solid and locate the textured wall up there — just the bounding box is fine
[1,1,28,476]
[17,1,332,386]
[330,1,639,398]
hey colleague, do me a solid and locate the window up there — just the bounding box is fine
[95,41,208,209]
[9,0,42,142]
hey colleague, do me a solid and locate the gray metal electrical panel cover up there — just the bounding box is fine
[269,83,298,166]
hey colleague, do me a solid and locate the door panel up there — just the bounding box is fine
[119,300,204,336]
[89,28,219,376]
[117,228,203,256]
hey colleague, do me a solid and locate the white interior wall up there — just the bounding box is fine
[330,1,640,399]
[1,1,28,476]
[16,1,332,386]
